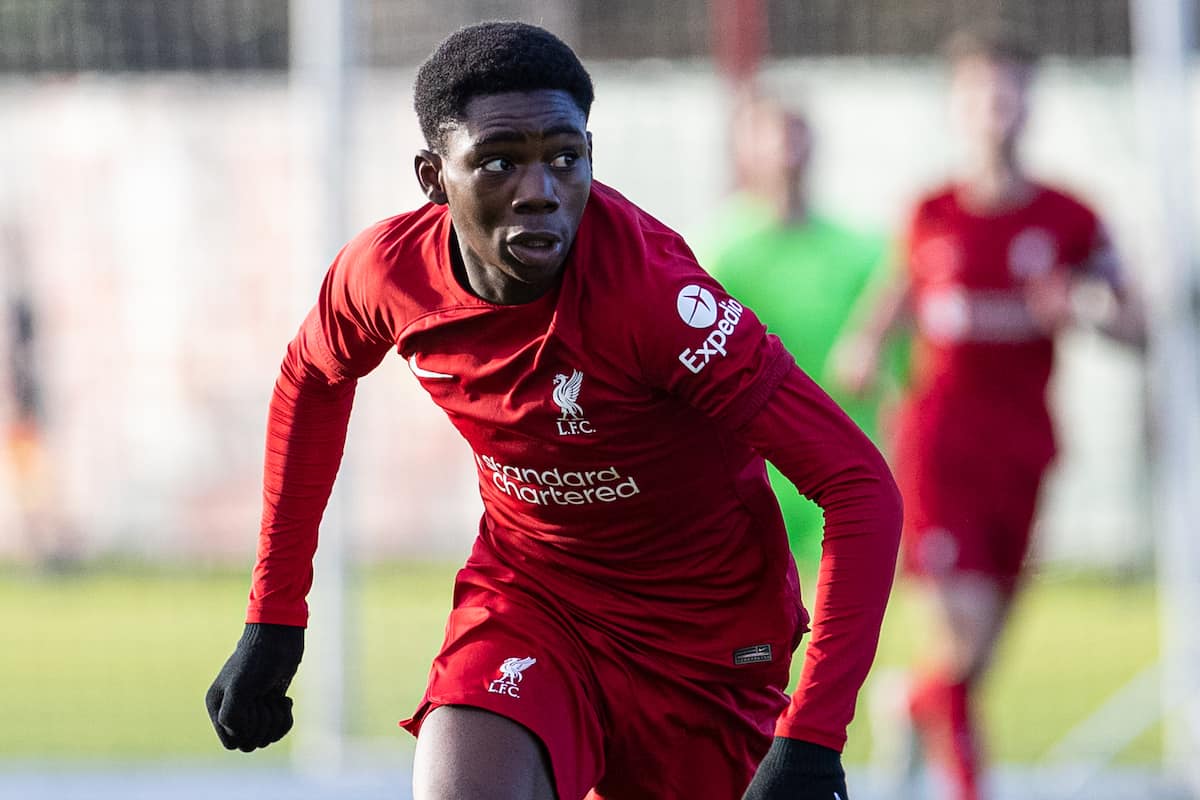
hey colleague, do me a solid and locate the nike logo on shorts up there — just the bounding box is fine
[408,354,455,380]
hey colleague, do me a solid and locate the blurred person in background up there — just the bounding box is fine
[206,21,902,800]
[705,92,906,572]
[833,26,1145,800]
[1,218,70,568]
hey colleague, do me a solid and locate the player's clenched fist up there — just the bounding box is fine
[743,737,849,800]
[205,623,304,752]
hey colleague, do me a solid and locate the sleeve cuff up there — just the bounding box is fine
[773,719,848,753]
[246,603,309,628]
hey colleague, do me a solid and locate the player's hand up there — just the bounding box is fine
[205,622,304,752]
[743,737,848,800]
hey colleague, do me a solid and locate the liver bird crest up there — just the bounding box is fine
[552,370,585,419]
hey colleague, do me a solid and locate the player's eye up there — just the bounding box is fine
[480,157,514,173]
[550,152,578,169]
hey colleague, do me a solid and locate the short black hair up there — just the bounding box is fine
[945,24,1039,70]
[414,21,595,151]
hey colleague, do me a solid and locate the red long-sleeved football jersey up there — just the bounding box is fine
[247,182,901,750]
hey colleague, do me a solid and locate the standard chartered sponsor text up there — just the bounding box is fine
[475,453,641,506]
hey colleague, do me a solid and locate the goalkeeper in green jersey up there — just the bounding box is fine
[704,94,906,570]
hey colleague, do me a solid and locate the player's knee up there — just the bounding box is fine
[927,575,1007,680]
[942,635,990,683]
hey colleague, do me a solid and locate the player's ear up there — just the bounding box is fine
[586,131,594,176]
[414,149,448,205]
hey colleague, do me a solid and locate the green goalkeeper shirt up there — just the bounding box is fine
[703,199,905,569]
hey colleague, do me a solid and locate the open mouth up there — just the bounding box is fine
[509,231,561,249]
[506,231,565,268]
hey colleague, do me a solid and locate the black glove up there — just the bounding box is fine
[205,622,304,752]
[743,737,849,800]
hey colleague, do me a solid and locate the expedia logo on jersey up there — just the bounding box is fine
[675,284,745,374]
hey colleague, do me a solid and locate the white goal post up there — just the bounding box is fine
[289,0,357,773]
[1131,0,1200,794]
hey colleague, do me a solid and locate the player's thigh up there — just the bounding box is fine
[413,705,556,800]
[986,462,1046,590]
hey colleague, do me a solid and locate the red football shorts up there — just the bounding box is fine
[400,566,789,800]
[895,443,1047,593]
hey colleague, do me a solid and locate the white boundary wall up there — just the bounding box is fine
[0,60,1170,568]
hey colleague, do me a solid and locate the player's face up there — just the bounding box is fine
[416,89,592,304]
[950,56,1031,156]
[775,113,812,186]
[733,103,811,197]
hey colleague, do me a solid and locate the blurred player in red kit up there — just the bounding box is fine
[205,22,902,800]
[835,27,1144,800]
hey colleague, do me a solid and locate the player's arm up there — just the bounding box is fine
[1072,225,1146,347]
[1024,221,1146,347]
[627,247,900,795]
[738,366,903,800]
[205,239,394,753]
[830,263,914,398]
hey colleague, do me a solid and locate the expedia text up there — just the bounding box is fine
[678,298,744,374]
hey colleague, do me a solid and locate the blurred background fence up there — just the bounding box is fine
[0,0,1159,71]
[0,0,1167,572]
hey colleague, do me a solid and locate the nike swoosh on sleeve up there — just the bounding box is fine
[407,354,456,380]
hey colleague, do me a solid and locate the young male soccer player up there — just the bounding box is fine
[835,28,1144,800]
[206,22,902,799]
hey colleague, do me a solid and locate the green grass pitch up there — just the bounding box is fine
[0,563,1160,764]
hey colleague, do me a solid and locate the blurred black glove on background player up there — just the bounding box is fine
[205,622,304,752]
[742,737,849,800]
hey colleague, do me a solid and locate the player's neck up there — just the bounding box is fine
[450,232,560,305]
[958,153,1033,214]
[771,184,810,227]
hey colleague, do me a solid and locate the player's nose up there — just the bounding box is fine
[511,164,560,215]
